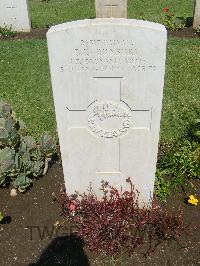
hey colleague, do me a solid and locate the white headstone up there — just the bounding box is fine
[47,19,167,207]
[0,0,31,32]
[95,0,127,18]
[194,0,200,28]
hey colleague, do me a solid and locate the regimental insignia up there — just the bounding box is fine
[87,100,132,138]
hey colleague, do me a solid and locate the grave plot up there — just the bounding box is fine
[0,0,30,32]
[194,0,200,28]
[95,0,127,18]
[47,19,167,207]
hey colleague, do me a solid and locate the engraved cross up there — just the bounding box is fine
[105,1,119,17]
[65,77,151,177]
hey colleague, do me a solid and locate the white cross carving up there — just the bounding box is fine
[65,77,151,177]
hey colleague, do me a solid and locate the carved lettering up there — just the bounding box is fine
[61,39,156,73]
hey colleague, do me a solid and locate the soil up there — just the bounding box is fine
[0,26,199,41]
[0,161,200,266]
[168,26,199,39]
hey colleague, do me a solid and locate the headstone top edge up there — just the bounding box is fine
[47,18,166,36]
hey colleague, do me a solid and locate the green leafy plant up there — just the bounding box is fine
[190,119,200,142]
[195,26,200,36]
[0,147,16,186]
[0,25,16,39]
[171,141,199,183]
[155,141,199,200]
[161,7,186,31]
[154,169,171,201]
[0,212,3,222]
[155,119,200,200]
[0,99,56,192]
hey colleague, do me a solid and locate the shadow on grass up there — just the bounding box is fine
[185,17,193,27]
[29,235,90,266]
[176,16,193,27]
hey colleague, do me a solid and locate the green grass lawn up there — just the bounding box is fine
[29,0,95,28]
[161,38,200,142]
[0,38,199,142]
[128,0,195,24]
[0,40,56,139]
[29,0,195,28]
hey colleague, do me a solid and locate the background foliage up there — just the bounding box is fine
[29,0,195,28]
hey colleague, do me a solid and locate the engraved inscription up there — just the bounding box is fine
[88,101,132,138]
[61,39,156,73]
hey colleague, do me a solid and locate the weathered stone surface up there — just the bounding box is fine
[95,0,127,18]
[0,0,30,32]
[47,19,167,207]
[194,0,200,28]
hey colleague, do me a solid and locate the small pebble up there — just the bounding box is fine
[10,189,17,197]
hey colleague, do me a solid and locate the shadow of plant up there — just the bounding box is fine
[175,16,193,28]
[184,16,193,27]
[29,235,90,266]
[0,216,12,224]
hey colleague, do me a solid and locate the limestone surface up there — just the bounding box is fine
[47,19,167,207]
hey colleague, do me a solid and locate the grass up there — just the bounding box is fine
[128,0,195,23]
[161,38,200,142]
[0,40,56,139]
[29,0,195,28]
[0,38,199,141]
[29,0,95,28]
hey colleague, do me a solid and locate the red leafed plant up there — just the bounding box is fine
[60,178,185,256]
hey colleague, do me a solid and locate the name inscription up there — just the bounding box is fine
[61,39,156,73]
[88,101,132,138]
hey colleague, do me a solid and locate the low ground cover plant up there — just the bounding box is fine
[155,119,200,200]
[195,26,200,36]
[0,25,16,39]
[161,7,187,31]
[0,99,56,192]
[0,211,3,222]
[61,178,185,256]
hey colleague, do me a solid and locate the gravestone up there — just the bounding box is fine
[0,0,30,32]
[47,19,167,207]
[193,0,200,28]
[95,0,127,18]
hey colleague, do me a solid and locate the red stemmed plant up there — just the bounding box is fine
[60,178,185,256]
